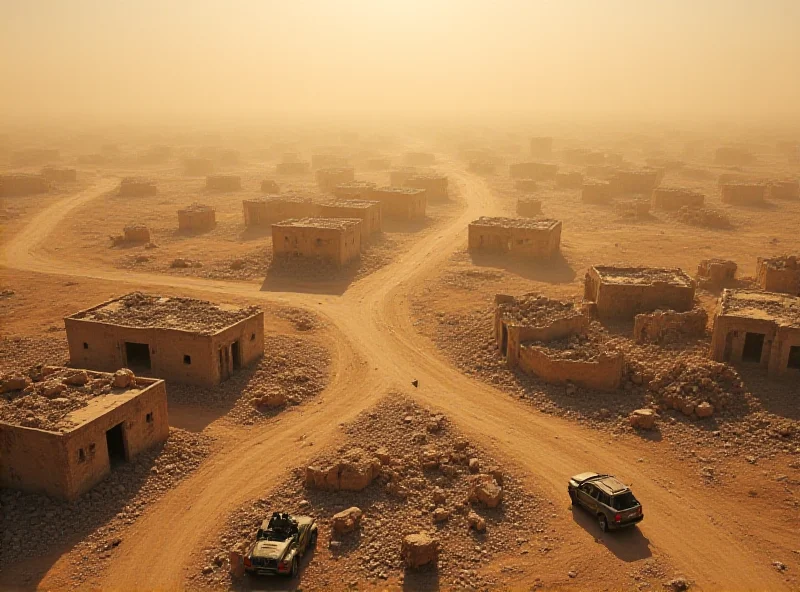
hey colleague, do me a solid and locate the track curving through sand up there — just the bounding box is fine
[2,172,792,591]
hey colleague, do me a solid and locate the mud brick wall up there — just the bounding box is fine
[633,308,708,344]
[124,225,151,243]
[272,223,361,266]
[318,202,382,242]
[0,174,51,197]
[468,223,561,259]
[316,168,355,192]
[178,208,216,232]
[710,315,800,378]
[518,347,624,390]
[243,199,318,227]
[369,188,427,220]
[757,258,800,295]
[581,182,612,204]
[497,315,587,368]
[516,198,542,217]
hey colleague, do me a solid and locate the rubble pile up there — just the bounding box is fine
[0,428,211,573]
[528,327,618,362]
[672,206,732,229]
[203,397,545,590]
[0,336,70,373]
[645,358,742,418]
[497,293,580,326]
[0,366,142,432]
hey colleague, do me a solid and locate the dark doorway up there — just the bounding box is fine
[105,423,127,467]
[501,325,508,356]
[232,340,241,371]
[742,332,765,363]
[125,342,151,370]
[788,346,800,370]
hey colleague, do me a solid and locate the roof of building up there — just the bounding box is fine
[718,289,800,327]
[373,186,425,196]
[758,255,798,271]
[497,293,584,326]
[591,266,694,287]
[178,203,214,214]
[67,292,261,333]
[273,217,362,230]
[470,216,560,231]
[318,199,379,209]
[243,194,311,205]
[0,367,160,433]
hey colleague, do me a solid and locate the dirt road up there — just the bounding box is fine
[3,171,792,591]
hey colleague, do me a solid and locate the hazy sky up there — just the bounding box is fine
[2,0,799,122]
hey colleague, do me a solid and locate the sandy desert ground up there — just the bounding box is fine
[1,130,799,592]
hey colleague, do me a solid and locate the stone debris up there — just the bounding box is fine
[401,533,439,569]
[332,507,363,535]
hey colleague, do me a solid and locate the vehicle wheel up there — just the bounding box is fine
[310,530,318,548]
[598,515,608,533]
[291,557,298,578]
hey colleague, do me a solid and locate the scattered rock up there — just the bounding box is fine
[332,507,363,535]
[401,533,439,569]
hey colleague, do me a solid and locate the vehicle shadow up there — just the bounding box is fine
[570,505,652,562]
[403,569,440,591]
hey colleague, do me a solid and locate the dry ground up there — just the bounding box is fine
[1,141,799,592]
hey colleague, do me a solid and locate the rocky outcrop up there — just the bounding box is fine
[305,448,381,491]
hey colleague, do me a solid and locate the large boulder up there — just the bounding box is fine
[695,402,714,418]
[629,408,656,430]
[0,375,28,393]
[470,474,503,508]
[332,507,363,535]
[401,533,439,569]
[113,368,135,388]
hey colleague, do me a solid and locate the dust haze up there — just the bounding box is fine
[1,2,800,592]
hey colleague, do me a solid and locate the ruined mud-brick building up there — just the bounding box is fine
[0,173,50,197]
[318,199,381,242]
[118,177,157,197]
[316,167,355,192]
[368,187,427,220]
[404,152,435,166]
[275,161,310,175]
[468,160,495,174]
[65,293,264,386]
[0,368,168,500]
[123,224,151,243]
[715,146,754,166]
[366,157,391,170]
[581,181,612,204]
[184,157,214,176]
[10,148,60,166]
[468,217,562,259]
[41,167,77,183]
[312,154,348,169]
[697,259,737,286]
[555,171,583,189]
[757,255,800,295]
[561,148,606,166]
[261,179,280,193]
[206,174,242,192]
[710,289,800,378]
[720,183,766,205]
[529,137,553,158]
[509,162,559,181]
[610,168,662,194]
[404,173,448,201]
[178,204,216,232]
[495,294,588,368]
[333,181,376,200]
[389,168,417,187]
[272,218,361,266]
[651,187,705,210]
[768,179,799,200]
[516,197,542,217]
[584,266,696,321]
[494,294,621,390]
[242,195,317,227]
[633,307,708,344]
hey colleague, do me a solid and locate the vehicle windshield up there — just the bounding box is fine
[611,492,639,510]
[256,529,292,542]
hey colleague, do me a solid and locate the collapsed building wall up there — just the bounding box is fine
[178,204,216,232]
[584,266,696,320]
[65,293,264,386]
[518,346,624,391]
[720,183,766,205]
[184,158,215,176]
[757,255,800,295]
[633,308,708,344]
[332,181,376,200]
[468,217,562,259]
[697,259,737,287]
[610,168,663,194]
[0,173,51,197]
[651,187,705,210]
[768,179,799,200]
[118,178,157,197]
[123,224,151,243]
[555,171,583,189]
[581,181,612,204]
[272,218,362,266]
